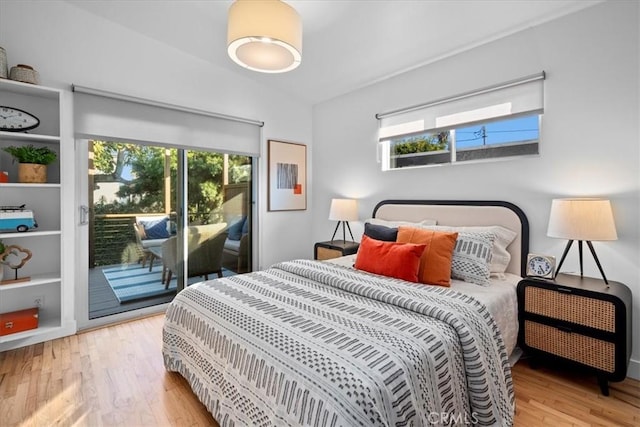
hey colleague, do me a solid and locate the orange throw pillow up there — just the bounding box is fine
[355,235,426,283]
[397,226,458,287]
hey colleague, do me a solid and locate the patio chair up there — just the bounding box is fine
[161,223,228,289]
[222,215,250,273]
[133,215,171,269]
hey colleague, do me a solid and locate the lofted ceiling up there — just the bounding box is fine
[64,0,602,105]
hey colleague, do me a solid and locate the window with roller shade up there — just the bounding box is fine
[73,86,260,324]
[377,72,544,170]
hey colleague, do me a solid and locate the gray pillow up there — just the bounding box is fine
[450,231,495,286]
[425,225,516,275]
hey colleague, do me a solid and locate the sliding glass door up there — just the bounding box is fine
[78,139,253,323]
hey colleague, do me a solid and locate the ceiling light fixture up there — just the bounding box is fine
[227,0,302,73]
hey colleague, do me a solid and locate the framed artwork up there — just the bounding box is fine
[268,140,307,211]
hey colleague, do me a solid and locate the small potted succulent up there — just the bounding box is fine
[3,144,57,183]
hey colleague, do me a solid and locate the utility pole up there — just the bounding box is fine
[474,126,487,145]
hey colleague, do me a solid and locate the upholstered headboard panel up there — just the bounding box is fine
[372,200,529,276]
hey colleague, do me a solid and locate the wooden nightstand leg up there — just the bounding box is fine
[598,376,610,396]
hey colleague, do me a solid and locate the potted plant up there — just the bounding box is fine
[3,144,57,183]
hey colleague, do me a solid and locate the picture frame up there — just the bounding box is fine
[268,140,307,211]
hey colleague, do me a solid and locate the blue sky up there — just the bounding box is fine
[455,115,539,148]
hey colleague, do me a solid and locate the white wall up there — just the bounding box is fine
[312,1,640,379]
[0,1,313,321]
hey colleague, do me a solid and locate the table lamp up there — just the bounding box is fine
[547,198,617,284]
[329,198,358,242]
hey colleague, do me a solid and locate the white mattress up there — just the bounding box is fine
[326,254,520,356]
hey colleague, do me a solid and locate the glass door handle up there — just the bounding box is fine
[80,205,90,225]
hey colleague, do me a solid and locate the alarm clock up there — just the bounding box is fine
[0,106,40,132]
[526,253,556,279]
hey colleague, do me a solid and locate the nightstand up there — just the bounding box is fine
[314,240,360,260]
[517,274,632,395]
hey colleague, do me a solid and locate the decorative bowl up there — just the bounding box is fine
[9,64,40,85]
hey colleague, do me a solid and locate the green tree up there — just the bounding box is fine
[116,145,167,212]
[393,131,450,155]
[92,141,134,183]
[91,141,251,222]
[184,150,224,223]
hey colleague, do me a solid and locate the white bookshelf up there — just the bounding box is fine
[0,78,75,348]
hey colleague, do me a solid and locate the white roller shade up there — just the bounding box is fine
[378,72,545,142]
[73,86,262,156]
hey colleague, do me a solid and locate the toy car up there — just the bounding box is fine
[0,205,38,232]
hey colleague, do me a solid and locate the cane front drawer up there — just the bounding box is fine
[523,286,616,332]
[314,241,360,261]
[523,320,615,372]
[316,247,342,260]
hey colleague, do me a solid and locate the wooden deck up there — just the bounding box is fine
[88,261,175,319]
[89,260,238,319]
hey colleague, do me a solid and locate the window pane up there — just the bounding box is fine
[383,114,539,170]
[454,115,539,162]
[389,131,451,169]
[89,141,254,320]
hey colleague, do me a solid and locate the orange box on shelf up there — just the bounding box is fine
[0,307,39,336]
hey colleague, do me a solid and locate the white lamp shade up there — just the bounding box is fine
[329,199,358,221]
[547,198,617,241]
[227,0,302,73]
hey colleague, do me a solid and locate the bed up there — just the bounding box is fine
[163,200,529,426]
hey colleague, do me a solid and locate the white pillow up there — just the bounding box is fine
[366,218,437,228]
[424,225,517,274]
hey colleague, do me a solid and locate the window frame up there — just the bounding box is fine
[377,72,545,171]
[385,112,542,170]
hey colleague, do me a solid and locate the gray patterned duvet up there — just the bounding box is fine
[163,260,514,426]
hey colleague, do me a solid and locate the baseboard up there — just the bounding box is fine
[627,358,639,380]
[79,303,169,332]
[0,322,76,352]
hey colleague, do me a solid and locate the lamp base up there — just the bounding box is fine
[330,221,355,243]
[554,240,610,286]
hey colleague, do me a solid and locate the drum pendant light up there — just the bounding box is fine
[227,0,302,73]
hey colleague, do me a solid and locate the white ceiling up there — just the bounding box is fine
[65,0,601,105]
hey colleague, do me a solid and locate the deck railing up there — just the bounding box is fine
[91,211,218,267]
[91,214,140,267]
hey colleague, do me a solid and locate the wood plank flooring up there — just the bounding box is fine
[1,314,638,426]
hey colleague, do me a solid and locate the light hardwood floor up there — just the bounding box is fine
[1,314,638,426]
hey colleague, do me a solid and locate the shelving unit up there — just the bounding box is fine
[0,78,75,349]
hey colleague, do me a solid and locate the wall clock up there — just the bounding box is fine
[526,253,556,279]
[0,106,40,132]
